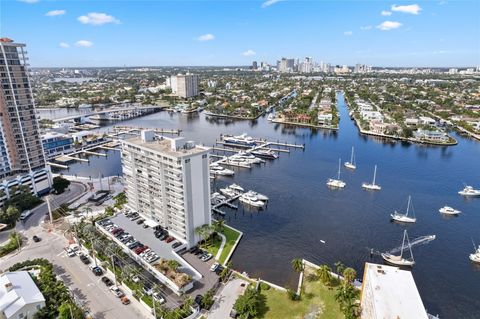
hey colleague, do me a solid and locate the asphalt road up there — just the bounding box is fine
[18,182,86,231]
[0,229,150,319]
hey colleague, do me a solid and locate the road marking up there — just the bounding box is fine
[57,251,65,257]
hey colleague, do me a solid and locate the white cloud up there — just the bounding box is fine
[242,49,256,56]
[75,40,93,48]
[46,10,66,17]
[78,12,120,25]
[59,42,70,48]
[261,0,283,8]
[196,34,215,42]
[381,10,392,16]
[360,25,373,30]
[344,31,353,36]
[18,0,39,3]
[377,21,402,31]
[391,4,422,15]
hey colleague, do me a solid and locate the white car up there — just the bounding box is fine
[152,292,166,304]
[210,262,219,272]
[65,247,76,257]
[110,286,125,298]
[201,253,213,262]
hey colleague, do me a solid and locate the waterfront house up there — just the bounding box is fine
[360,110,384,122]
[414,129,449,142]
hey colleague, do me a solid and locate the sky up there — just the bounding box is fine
[1,0,479,67]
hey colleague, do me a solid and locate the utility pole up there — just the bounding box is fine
[111,254,117,285]
[46,195,54,226]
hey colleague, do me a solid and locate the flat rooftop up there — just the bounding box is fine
[123,136,208,158]
[362,262,428,319]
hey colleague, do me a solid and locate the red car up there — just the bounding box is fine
[112,228,123,235]
[165,236,175,243]
[135,246,149,255]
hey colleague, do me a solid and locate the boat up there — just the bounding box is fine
[362,165,381,191]
[470,244,480,263]
[391,195,417,223]
[267,113,275,121]
[239,193,265,208]
[223,133,256,146]
[232,154,263,164]
[209,164,234,176]
[326,158,346,188]
[381,230,415,267]
[229,183,244,193]
[458,185,480,197]
[219,187,237,198]
[245,190,268,201]
[344,147,356,170]
[250,149,278,160]
[439,206,461,215]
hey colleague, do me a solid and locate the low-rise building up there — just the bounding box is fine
[360,263,429,319]
[0,271,46,319]
[414,129,449,142]
[41,132,74,159]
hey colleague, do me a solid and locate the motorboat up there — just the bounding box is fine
[250,149,278,160]
[232,154,263,164]
[219,187,237,198]
[391,196,416,223]
[362,165,381,191]
[381,230,415,267]
[245,190,268,201]
[229,183,244,193]
[239,193,265,208]
[458,185,480,197]
[344,147,356,170]
[327,158,346,188]
[223,133,256,146]
[439,206,461,215]
[470,245,480,263]
[209,164,234,176]
[267,113,275,121]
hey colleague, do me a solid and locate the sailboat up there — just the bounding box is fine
[362,165,381,190]
[391,195,417,223]
[344,147,356,170]
[381,230,415,267]
[326,158,346,188]
[469,240,480,264]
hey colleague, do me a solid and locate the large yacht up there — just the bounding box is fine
[438,206,461,215]
[223,133,256,146]
[244,190,269,201]
[458,185,480,197]
[250,149,278,159]
[209,163,234,176]
[239,192,265,208]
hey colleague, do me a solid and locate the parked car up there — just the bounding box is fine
[110,286,125,298]
[194,295,203,308]
[91,266,103,276]
[201,253,213,262]
[215,265,225,275]
[143,224,149,228]
[142,285,153,296]
[229,308,238,318]
[136,219,145,225]
[188,246,198,254]
[158,233,168,241]
[121,296,131,305]
[152,292,165,304]
[32,235,41,243]
[194,249,204,256]
[65,247,76,257]
[210,263,220,272]
[172,242,182,249]
[101,276,114,287]
[80,255,91,264]
[165,236,175,243]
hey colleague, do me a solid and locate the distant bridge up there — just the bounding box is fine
[51,105,163,123]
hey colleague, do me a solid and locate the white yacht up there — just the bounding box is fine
[470,245,480,264]
[219,187,237,198]
[232,154,263,164]
[223,133,256,146]
[267,113,275,121]
[344,147,356,170]
[327,158,346,188]
[391,195,417,223]
[362,165,381,191]
[439,206,461,215]
[239,192,265,208]
[209,164,235,176]
[250,149,278,159]
[245,190,268,201]
[381,230,415,267]
[229,183,244,193]
[458,185,480,197]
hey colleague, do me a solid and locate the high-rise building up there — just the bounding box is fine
[169,73,199,98]
[0,38,51,205]
[252,61,258,70]
[278,58,295,73]
[299,57,313,73]
[121,131,211,248]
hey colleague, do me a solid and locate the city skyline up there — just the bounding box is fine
[3,0,479,68]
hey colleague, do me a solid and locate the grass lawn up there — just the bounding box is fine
[256,265,344,319]
[200,225,241,265]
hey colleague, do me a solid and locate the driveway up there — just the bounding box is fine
[181,251,220,297]
[207,278,248,319]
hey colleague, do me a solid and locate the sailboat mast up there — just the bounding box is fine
[372,165,377,185]
[400,230,406,258]
[406,231,414,262]
[350,147,354,164]
[406,196,411,217]
[337,158,341,180]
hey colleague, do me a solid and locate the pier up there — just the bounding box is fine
[52,105,163,123]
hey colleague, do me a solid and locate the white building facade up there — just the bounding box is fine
[169,74,199,98]
[121,132,211,248]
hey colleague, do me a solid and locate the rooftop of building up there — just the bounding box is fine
[123,133,209,158]
[0,271,45,318]
[362,262,428,319]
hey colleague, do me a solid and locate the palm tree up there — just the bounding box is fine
[343,267,357,284]
[212,219,225,233]
[291,258,304,273]
[334,261,346,275]
[316,264,333,286]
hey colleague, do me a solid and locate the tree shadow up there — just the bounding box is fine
[256,292,270,319]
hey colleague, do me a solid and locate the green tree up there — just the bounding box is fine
[291,258,304,273]
[234,287,261,319]
[335,282,359,319]
[57,302,84,319]
[343,267,357,284]
[316,264,333,286]
[334,261,346,275]
[52,176,71,194]
[201,289,215,310]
